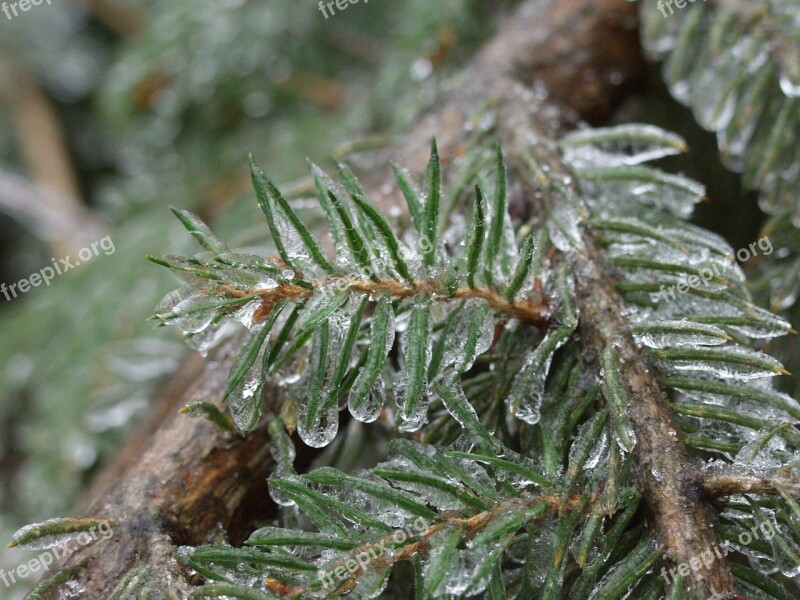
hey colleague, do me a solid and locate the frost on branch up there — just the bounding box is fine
[153,143,553,445]
[151,125,800,599]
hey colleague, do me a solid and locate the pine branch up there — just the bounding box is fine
[641,0,800,221]
[569,234,741,597]
[494,96,796,597]
[154,37,794,600]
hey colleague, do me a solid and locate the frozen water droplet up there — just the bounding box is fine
[780,73,800,98]
[350,377,386,423]
[585,429,609,470]
[507,329,570,424]
[186,320,238,357]
[297,402,338,448]
[441,300,496,376]
[155,288,220,334]
[228,370,263,431]
[397,392,428,433]
[232,299,261,330]
[267,421,297,507]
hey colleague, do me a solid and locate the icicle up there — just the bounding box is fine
[349,296,395,423]
[155,288,222,334]
[440,300,494,378]
[507,328,573,425]
[227,358,263,431]
[297,401,339,449]
[397,296,432,431]
[350,377,386,424]
[267,419,297,507]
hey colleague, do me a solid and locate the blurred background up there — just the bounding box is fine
[0,1,764,596]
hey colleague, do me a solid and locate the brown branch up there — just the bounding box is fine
[218,277,550,327]
[475,0,646,124]
[34,339,275,598]
[468,25,741,595]
[475,69,742,595]
[278,492,590,598]
[569,236,741,600]
[699,471,800,500]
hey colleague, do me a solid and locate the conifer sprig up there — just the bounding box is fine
[153,145,552,442]
[150,125,800,599]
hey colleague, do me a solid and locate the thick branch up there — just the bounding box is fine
[570,238,741,600]
[39,338,278,598]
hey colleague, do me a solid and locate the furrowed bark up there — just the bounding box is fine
[570,240,741,600]
[469,83,742,598]
[37,339,279,598]
[31,0,659,596]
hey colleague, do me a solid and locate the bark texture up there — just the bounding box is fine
[571,239,741,600]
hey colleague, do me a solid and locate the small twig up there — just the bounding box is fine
[699,471,800,500]
[219,277,550,327]
[274,492,590,598]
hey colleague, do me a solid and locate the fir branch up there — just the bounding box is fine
[274,493,592,599]
[569,230,741,597]
[217,277,549,327]
[7,1,673,597]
